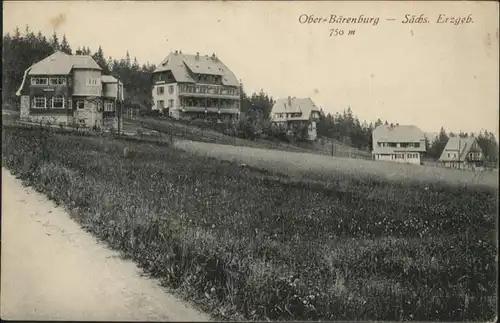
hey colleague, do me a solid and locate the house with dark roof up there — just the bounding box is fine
[439,136,484,169]
[151,50,241,121]
[372,124,427,165]
[16,51,124,129]
[269,97,321,140]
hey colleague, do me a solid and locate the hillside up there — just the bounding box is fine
[127,117,372,159]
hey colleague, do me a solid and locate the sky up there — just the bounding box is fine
[3,1,499,136]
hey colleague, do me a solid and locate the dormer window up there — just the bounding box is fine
[31,77,48,85]
[49,76,66,85]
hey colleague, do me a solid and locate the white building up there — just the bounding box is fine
[372,125,427,165]
[439,137,485,170]
[151,50,240,121]
[270,97,321,141]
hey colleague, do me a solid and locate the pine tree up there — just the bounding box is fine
[51,32,60,52]
[92,46,109,74]
[14,27,21,39]
[60,34,72,54]
[427,127,449,160]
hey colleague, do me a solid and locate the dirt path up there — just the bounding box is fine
[1,168,209,321]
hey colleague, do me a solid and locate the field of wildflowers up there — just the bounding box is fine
[2,125,497,321]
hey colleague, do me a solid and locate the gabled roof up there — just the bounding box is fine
[270,97,320,121]
[153,51,239,86]
[373,125,425,143]
[439,137,483,162]
[16,51,102,96]
[28,51,101,75]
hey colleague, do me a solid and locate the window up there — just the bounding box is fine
[104,102,114,112]
[86,78,99,86]
[413,143,420,148]
[168,99,174,108]
[31,77,48,85]
[157,86,165,95]
[168,85,174,94]
[50,77,66,85]
[158,74,164,81]
[76,100,85,110]
[388,143,397,148]
[33,96,47,109]
[157,100,165,109]
[51,96,65,108]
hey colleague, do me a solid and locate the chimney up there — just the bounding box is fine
[196,52,200,59]
[175,50,178,55]
[179,50,182,54]
[288,96,292,106]
[212,52,216,60]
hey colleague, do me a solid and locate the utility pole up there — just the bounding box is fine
[116,77,122,135]
[458,138,461,170]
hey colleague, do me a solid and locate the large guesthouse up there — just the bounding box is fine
[151,50,241,122]
[16,51,124,129]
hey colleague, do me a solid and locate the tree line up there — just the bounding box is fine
[426,127,498,164]
[2,26,498,164]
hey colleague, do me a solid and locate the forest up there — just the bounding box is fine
[2,26,498,163]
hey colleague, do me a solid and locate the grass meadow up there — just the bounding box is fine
[2,125,498,321]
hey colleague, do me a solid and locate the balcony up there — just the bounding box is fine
[180,106,239,115]
[178,84,239,100]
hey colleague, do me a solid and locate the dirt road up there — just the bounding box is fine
[1,168,209,321]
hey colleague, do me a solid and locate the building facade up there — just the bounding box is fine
[270,97,321,141]
[16,51,124,129]
[439,137,485,170]
[151,51,241,122]
[372,125,427,165]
